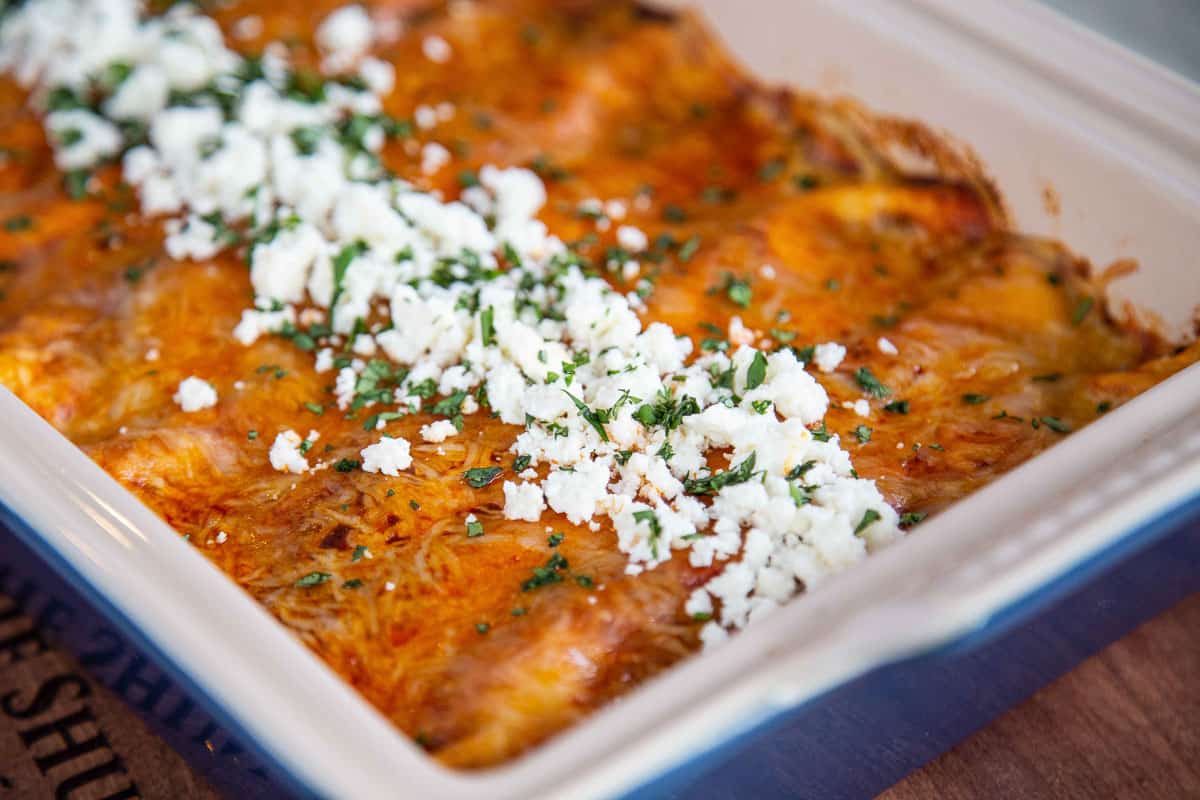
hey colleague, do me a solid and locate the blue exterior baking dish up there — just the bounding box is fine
[1,0,1198,797]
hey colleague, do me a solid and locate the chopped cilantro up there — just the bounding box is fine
[633,509,663,558]
[295,572,331,588]
[854,367,891,398]
[684,453,758,495]
[745,351,768,390]
[853,424,872,444]
[342,579,364,589]
[56,128,83,147]
[789,482,813,507]
[662,204,687,223]
[1040,416,1072,433]
[758,157,786,182]
[466,518,484,537]
[352,545,368,562]
[329,240,368,309]
[513,454,531,472]
[480,305,496,346]
[64,169,91,200]
[678,235,701,262]
[899,512,927,528]
[794,174,820,191]
[883,400,909,414]
[633,388,699,432]
[430,390,468,430]
[719,274,752,308]
[303,401,325,415]
[522,551,569,591]
[409,378,438,399]
[962,394,990,405]
[361,411,405,431]
[854,509,882,535]
[1071,296,1094,325]
[289,125,323,155]
[464,466,503,488]
[334,459,360,472]
[787,461,817,480]
[564,390,610,442]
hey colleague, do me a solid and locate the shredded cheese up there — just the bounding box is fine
[1,0,902,642]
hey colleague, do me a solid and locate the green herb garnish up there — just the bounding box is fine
[745,351,768,390]
[854,509,882,535]
[464,466,503,488]
[295,572,331,588]
[684,453,758,495]
[855,367,891,398]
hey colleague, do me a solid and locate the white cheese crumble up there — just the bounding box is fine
[269,430,313,474]
[503,481,546,522]
[2,0,904,645]
[46,108,121,170]
[421,35,452,64]
[616,225,648,252]
[420,141,451,175]
[420,419,458,443]
[877,336,898,355]
[172,376,217,412]
[316,5,372,72]
[233,16,263,42]
[813,342,846,373]
[361,436,413,476]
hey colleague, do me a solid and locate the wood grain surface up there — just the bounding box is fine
[881,593,1200,799]
[0,593,1195,798]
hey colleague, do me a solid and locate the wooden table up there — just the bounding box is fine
[1,593,1195,798]
[882,593,1200,799]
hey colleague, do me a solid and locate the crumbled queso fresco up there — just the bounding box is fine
[0,0,902,645]
[173,376,218,412]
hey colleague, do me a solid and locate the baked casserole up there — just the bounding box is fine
[0,0,1195,768]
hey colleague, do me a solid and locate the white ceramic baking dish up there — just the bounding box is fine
[1,0,1198,797]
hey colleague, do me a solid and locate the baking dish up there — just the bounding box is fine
[1,0,1198,797]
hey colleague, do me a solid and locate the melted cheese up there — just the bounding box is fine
[0,0,1195,769]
